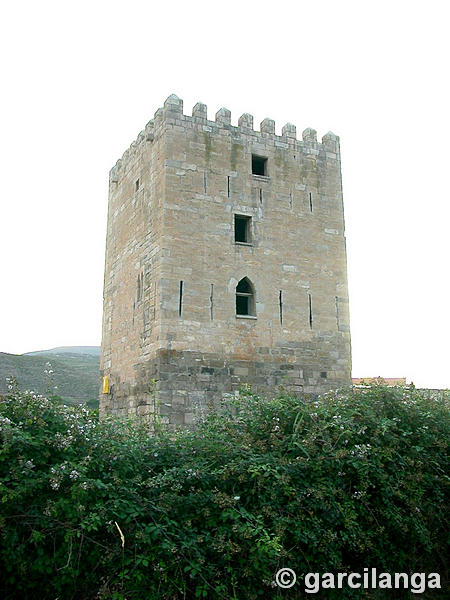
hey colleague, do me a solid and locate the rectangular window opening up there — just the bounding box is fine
[135,179,140,192]
[321,371,327,379]
[179,281,183,317]
[235,215,251,244]
[252,154,267,176]
[236,295,250,316]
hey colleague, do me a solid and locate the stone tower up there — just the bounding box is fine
[100,94,351,423]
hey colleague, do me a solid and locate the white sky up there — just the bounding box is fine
[1,0,449,388]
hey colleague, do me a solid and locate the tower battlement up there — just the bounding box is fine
[110,94,340,183]
[101,94,351,424]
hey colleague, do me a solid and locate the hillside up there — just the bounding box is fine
[24,346,100,357]
[0,348,100,403]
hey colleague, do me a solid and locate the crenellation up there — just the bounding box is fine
[192,102,207,120]
[322,131,340,154]
[282,122,297,138]
[238,113,254,130]
[302,127,317,143]
[153,106,164,128]
[163,93,183,113]
[260,118,275,135]
[215,107,231,126]
[109,162,120,183]
[129,141,137,158]
[115,96,338,161]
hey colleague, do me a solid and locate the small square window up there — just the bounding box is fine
[252,155,267,176]
[235,215,251,244]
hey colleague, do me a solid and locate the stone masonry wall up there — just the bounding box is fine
[100,95,351,423]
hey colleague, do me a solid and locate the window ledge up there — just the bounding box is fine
[236,314,257,320]
[235,242,253,247]
[250,174,270,180]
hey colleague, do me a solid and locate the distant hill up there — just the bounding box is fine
[0,347,100,404]
[25,346,100,357]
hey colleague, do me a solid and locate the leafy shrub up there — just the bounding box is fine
[0,381,448,598]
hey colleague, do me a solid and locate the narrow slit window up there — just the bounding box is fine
[308,293,313,329]
[210,283,214,320]
[279,290,283,325]
[179,281,183,316]
[259,188,263,203]
[252,155,267,176]
[309,191,313,212]
[235,215,251,244]
[137,274,142,301]
[203,171,207,194]
[335,296,340,329]
[227,176,230,198]
[135,179,140,192]
[236,277,255,316]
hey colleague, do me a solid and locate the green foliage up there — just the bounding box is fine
[0,381,448,599]
[0,350,100,401]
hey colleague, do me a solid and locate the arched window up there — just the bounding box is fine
[236,277,256,316]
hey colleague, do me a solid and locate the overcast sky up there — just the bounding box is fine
[1,0,448,388]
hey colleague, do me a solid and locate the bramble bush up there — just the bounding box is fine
[0,380,448,599]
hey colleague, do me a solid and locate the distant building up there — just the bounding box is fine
[352,377,407,386]
[100,95,352,424]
